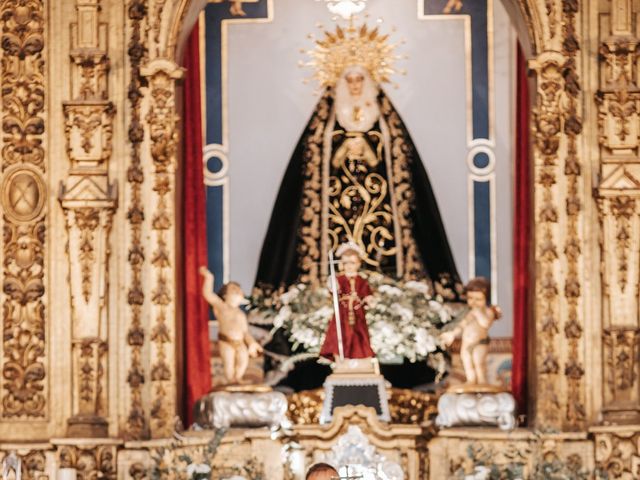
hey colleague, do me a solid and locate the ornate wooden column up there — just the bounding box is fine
[59,0,117,437]
[122,0,185,439]
[595,0,640,425]
[530,0,588,431]
[0,0,49,437]
[139,58,182,439]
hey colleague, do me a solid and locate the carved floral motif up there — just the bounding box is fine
[609,197,635,292]
[561,0,585,430]
[58,445,117,480]
[143,62,181,437]
[0,0,47,419]
[532,53,563,427]
[0,449,47,480]
[126,0,149,440]
[75,208,101,302]
[594,429,640,479]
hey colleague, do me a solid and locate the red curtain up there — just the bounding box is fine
[182,21,211,425]
[512,44,530,418]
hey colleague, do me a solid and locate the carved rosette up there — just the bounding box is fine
[596,0,640,424]
[140,58,183,438]
[0,0,48,419]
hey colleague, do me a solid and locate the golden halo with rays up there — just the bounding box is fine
[302,21,403,88]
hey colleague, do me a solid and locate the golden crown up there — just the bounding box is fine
[303,21,402,88]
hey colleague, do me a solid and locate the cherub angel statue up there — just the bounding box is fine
[199,267,263,384]
[440,277,501,385]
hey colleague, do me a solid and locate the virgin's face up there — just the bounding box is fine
[346,72,364,97]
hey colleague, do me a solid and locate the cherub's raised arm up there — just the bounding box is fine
[199,266,224,308]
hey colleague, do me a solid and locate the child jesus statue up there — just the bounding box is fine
[320,242,375,360]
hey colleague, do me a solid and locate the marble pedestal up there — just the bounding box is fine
[435,390,516,431]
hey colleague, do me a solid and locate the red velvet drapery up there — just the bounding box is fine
[512,43,530,418]
[182,21,211,425]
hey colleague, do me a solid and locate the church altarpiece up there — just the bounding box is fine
[1,0,640,478]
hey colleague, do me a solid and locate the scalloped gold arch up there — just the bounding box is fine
[165,0,539,62]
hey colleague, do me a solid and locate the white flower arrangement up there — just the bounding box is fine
[251,273,463,379]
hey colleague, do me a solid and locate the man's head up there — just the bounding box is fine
[306,463,339,480]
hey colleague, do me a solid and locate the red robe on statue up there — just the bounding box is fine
[320,274,375,359]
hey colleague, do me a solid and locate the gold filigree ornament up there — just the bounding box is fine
[302,21,405,88]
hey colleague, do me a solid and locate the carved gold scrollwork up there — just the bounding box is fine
[1,221,46,418]
[63,104,115,164]
[0,0,47,420]
[287,388,437,426]
[58,445,117,480]
[298,93,330,285]
[0,449,48,480]
[594,429,640,479]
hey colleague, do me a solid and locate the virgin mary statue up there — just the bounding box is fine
[255,23,460,297]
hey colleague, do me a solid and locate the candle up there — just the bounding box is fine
[57,468,77,480]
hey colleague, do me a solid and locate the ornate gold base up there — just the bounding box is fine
[66,415,108,438]
[287,387,438,425]
[332,357,380,375]
[211,383,273,393]
[446,383,508,394]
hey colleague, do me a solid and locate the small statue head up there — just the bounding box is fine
[336,241,363,276]
[465,277,490,309]
[218,281,247,308]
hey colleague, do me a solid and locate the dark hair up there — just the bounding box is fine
[218,281,242,300]
[466,277,490,300]
[306,463,338,480]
